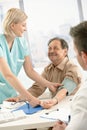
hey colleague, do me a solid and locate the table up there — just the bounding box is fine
[0,96,73,130]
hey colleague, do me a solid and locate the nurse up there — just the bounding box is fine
[0,8,61,106]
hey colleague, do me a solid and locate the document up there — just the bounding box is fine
[40,108,70,123]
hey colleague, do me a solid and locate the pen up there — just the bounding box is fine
[68,115,71,122]
[45,108,59,115]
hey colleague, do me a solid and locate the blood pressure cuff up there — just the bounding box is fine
[61,78,77,95]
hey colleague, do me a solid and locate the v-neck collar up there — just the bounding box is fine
[3,34,15,53]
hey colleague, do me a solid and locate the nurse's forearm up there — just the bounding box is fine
[5,73,33,101]
[26,69,50,87]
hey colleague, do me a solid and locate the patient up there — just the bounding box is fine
[7,37,82,109]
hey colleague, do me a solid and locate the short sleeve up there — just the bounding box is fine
[61,78,77,95]
[0,46,4,57]
[65,62,82,84]
[18,37,30,57]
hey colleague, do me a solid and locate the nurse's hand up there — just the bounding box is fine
[6,96,40,107]
[6,96,19,102]
[28,95,40,107]
[47,82,63,92]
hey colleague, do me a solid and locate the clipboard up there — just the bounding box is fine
[40,108,70,123]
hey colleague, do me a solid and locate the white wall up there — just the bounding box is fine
[18,67,44,89]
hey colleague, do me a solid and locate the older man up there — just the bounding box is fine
[28,37,81,109]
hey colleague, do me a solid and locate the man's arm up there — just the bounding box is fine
[52,88,67,105]
[28,67,49,97]
[28,82,46,97]
[40,78,77,109]
[50,63,82,107]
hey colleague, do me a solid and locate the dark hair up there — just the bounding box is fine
[70,21,87,53]
[48,37,69,50]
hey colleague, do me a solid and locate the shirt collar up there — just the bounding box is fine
[48,57,69,71]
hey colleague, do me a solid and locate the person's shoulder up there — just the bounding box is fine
[66,58,79,68]
[0,34,5,45]
[73,84,87,106]
[44,63,52,71]
[64,58,82,77]
[0,34,4,40]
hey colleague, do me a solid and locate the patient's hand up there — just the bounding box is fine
[40,98,58,109]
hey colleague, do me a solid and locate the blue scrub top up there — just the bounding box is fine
[0,34,30,103]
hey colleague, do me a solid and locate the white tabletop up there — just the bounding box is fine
[0,96,73,130]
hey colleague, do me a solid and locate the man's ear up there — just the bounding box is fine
[81,51,87,64]
[64,48,68,56]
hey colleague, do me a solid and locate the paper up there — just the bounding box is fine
[1,101,43,114]
[40,108,70,123]
[14,103,43,114]
[2,101,23,109]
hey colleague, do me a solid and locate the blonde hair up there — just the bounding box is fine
[3,8,28,36]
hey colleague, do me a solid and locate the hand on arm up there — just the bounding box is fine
[40,98,58,109]
[40,88,67,109]
[47,82,63,92]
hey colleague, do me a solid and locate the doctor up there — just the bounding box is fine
[0,8,61,106]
